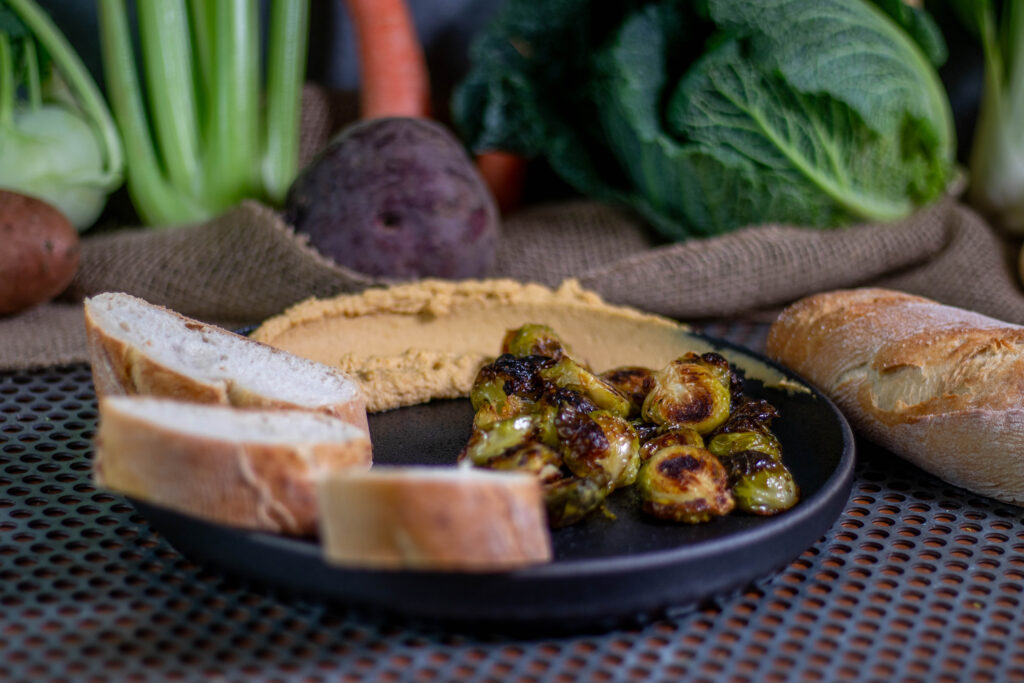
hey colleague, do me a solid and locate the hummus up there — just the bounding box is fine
[252,279,804,412]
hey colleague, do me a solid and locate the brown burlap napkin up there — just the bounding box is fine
[2,85,1022,370]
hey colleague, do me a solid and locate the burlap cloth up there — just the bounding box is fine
[3,86,1023,370]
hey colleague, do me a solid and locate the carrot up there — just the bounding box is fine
[475,150,527,213]
[343,0,527,212]
[343,0,431,118]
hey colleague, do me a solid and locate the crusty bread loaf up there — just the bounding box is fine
[766,288,1024,505]
[318,467,552,571]
[95,396,372,535]
[84,292,368,435]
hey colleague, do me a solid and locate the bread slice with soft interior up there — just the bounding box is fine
[95,396,373,535]
[84,292,368,434]
[318,466,552,571]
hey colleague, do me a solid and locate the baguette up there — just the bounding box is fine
[94,396,372,535]
[84,292,368,434]
[318,467,552,571]
[766,288,1024,505]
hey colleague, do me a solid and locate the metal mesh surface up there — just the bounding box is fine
[2,322,1023,683]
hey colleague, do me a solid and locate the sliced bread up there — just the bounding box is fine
[95,396,373,535]
[84,292,368,434]
[318,466,552,571]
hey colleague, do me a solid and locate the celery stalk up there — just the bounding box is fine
[263,0,310,204]
[99,0,309,226]
[137,0,200,194]
[186,0,214,125]
[98,0,206,225]
[203,0,259,211]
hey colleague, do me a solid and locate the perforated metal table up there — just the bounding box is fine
[2,322,1022,682]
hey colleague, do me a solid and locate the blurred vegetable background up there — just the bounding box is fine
[0,0,1007,248]
[0,0,121,230]
[452,0,958,240]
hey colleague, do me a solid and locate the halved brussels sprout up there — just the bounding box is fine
[637,445,734,523]
[475,441,565,485]
[556,408,640,490]
[460,414,543,467]
[641,355,732,433]
[718,450,798,516]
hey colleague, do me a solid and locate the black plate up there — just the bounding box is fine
[131,331,854,629]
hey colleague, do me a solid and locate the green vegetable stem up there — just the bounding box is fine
[98,0,309,226]
[960,0,1024,234]
[453,0,956,239]
[0,0,123,230]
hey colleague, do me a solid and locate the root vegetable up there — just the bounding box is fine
[0,190,80,315]
[284,117,499,279]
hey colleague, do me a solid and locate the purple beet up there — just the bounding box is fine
[284,117,500,278]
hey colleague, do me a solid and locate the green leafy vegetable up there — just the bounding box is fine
[453,0,956,239]
[0,0,123,230]
[98,0,309,226]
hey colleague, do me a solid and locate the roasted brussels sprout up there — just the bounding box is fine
[460,414,544,466]
[637,445,734,523]
[502,323,570,359]
[639,425,704,461]
[706,396,795,515]
[712,397,780,436]
[697,351,744,405]
[706,430,781,461]
[631,418,661,444]
[470,353,553,425]
[641,354,732,434]
[718,450,798,516]
[556,408,640,490]
[541,357,632,418]
[475,441,565,485]
[600,366,655,417]
[543,475,608,528]
[460,323,799,529]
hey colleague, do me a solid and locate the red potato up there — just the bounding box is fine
[0,190,80,315]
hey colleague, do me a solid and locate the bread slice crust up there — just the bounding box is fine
[95,397,372,535]
[766,288,1024,505]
